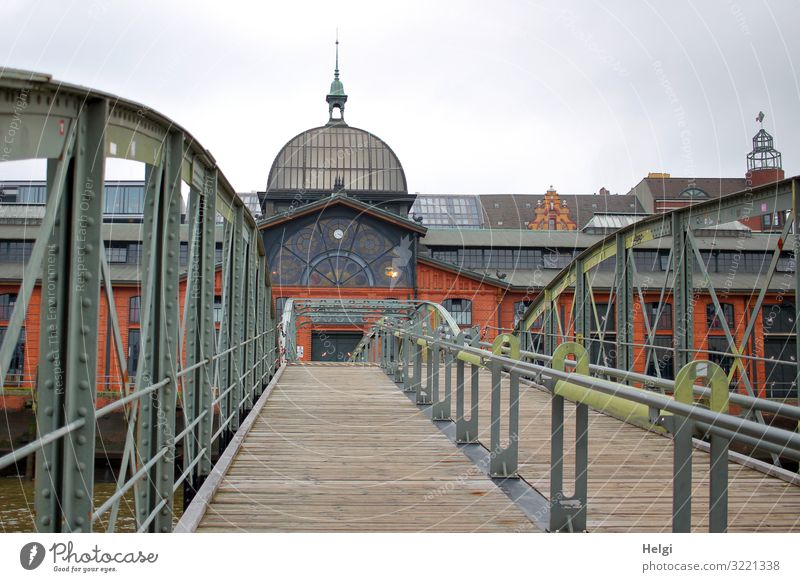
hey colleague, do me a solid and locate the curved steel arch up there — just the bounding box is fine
[0,69,277,532]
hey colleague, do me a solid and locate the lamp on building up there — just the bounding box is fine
[385,266,400,279]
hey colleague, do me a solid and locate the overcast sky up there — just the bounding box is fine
[1,0,798,195]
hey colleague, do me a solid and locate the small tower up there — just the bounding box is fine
[746,112,784,187]
[326,35,348,125]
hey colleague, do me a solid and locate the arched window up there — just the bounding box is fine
[443,298,472,326]
[0,293,17,320]
[129,296,141,324]
[270,218,407,288]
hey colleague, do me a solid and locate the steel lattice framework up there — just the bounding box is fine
[0,69,277,532]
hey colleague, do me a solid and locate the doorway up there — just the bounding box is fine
[311,331,363,362]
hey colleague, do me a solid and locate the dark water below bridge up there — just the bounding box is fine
[0,476,183,532]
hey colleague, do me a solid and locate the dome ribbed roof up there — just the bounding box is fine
[266,125,408,195]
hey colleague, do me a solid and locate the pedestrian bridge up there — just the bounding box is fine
[173,304,800,533]
[1,70,799,534]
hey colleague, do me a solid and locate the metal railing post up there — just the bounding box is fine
[489,335,520,478]
[549,342,589,532]
[393,332,403,382]
[455,330,480,443]
[671,360,730,532]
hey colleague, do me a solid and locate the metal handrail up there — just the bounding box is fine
[481,342,800,422]
[366,315,800,532]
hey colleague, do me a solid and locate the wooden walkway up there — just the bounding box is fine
[193,364,538,532]
[472,369,800,532]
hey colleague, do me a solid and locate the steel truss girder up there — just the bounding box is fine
[135,131,184,533]
[33,99,107,532]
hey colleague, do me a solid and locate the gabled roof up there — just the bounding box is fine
[257,194,427,234]
[634,177,747,200]
[478,193,645,229]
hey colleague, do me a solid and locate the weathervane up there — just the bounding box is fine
[756,111,765,126]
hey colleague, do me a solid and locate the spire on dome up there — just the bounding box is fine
[326,32,348,124]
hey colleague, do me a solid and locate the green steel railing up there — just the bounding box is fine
[354,317,800,533]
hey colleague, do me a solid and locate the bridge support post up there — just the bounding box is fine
[183,168,217,509]
[243,229,257,412]
[136,130,184,533]
[574,258,591,352]
[543,301,557,357]
[793,179,800,398]
[549,342,589,533]
[672,214,694,370]
[33,99,107,532]
[615,233,634,373]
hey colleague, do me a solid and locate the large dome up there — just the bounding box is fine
[266,124,408,196]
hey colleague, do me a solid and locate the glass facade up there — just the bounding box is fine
[409,196,483,228]
[267,212,413,288]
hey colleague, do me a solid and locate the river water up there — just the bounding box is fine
[0,476,183,532]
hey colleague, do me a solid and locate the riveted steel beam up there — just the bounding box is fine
[615,233,633,372]
[135,130,183,533]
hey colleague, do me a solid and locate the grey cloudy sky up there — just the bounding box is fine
[1,0,798,195]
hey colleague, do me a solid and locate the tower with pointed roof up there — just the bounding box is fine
[326,35,348,124]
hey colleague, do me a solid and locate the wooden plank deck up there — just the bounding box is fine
[195,364,538,532]
[470,369,800,532]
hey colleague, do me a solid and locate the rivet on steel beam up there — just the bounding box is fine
[82,298,92,308]
[85,243,94,253]
[79,353,88,363]
[75,517,85,526]
[44,379,53,389]
[40,516,51,526]
[75,490,84,499]
[77,407,87,417]
[77,462,86,471]
[77,435,87,445]
[44,406,53,416]
[79,381,90,390]
[42,489,50,498]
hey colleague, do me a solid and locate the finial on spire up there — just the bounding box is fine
[756,111,765,126]
[335,28,340,80]
[326,31,348,124]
